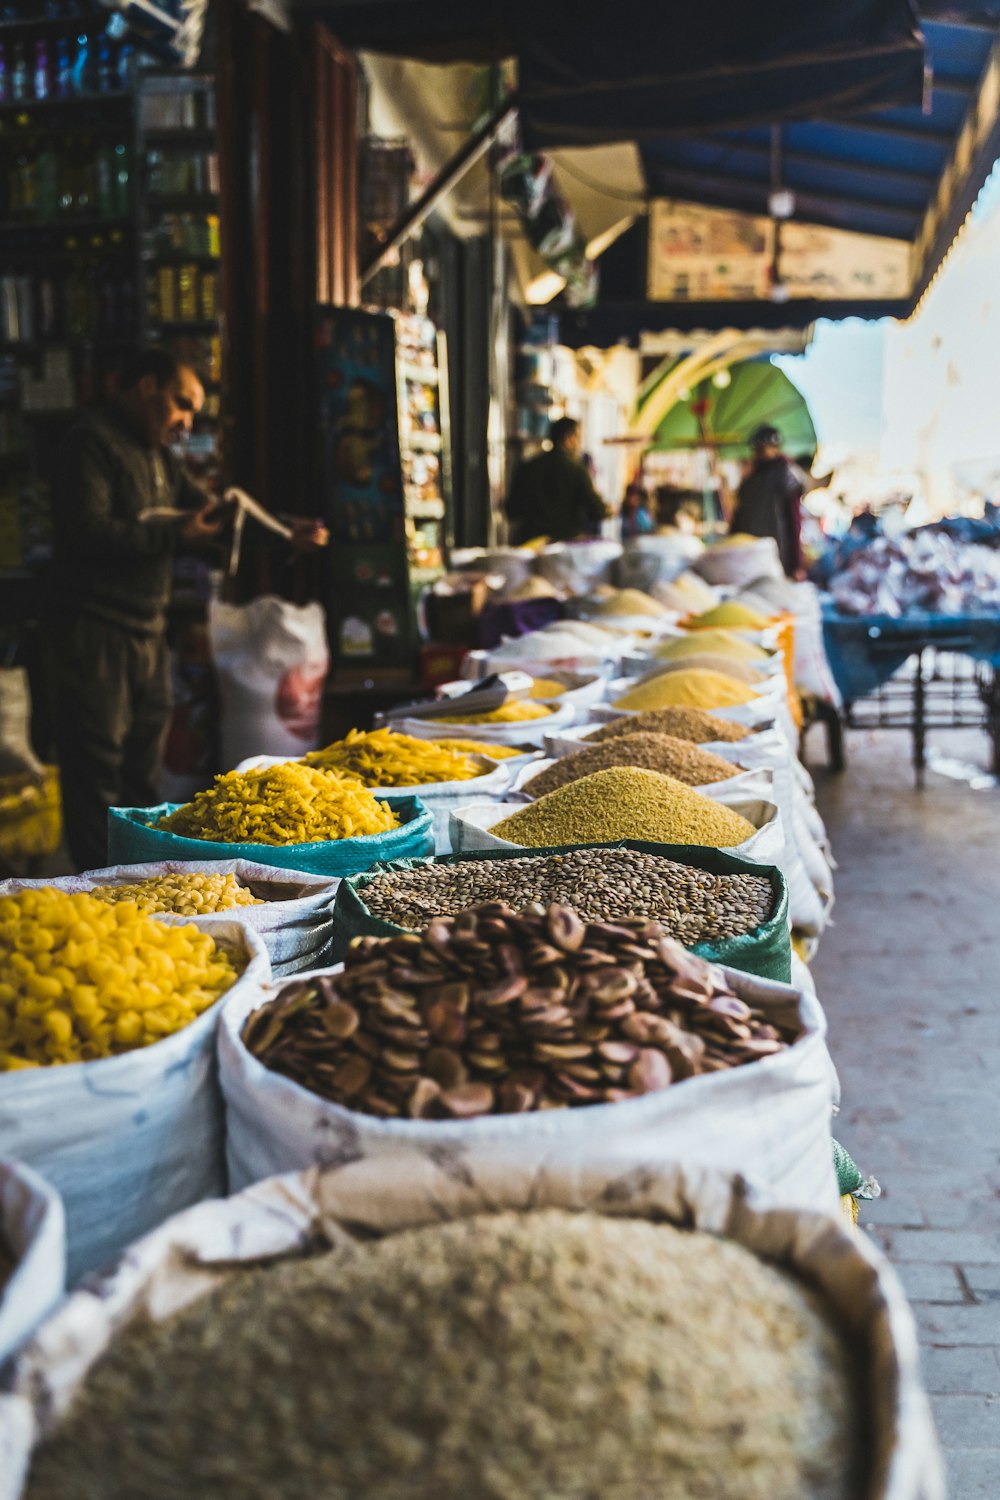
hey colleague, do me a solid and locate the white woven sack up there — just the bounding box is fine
[534,539,622,594]
[795,815,836,901]
[219,961,836,1212]
[448,795,785,868]
[0,1154,942,1500]
[693,536,784,587]
[0,921,270,1287]
[0,860,338,979]
[0,1161,65,1367]
[589,677,786,734]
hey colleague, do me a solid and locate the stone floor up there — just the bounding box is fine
[806,725,1000,1497]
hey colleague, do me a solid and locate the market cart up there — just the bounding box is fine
[822,606,1000,783]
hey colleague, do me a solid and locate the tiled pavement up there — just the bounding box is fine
[808,727,1000,1497]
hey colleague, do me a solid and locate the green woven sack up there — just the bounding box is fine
[107,798,434,878]
[333,839,791,981]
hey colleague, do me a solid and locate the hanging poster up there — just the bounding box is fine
[647,200,773,301]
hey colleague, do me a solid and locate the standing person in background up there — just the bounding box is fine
[729,424,807,578]
[506,416,608,544]
[45,348,222,872]
[620,479,655,540]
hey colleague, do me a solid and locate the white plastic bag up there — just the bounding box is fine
[0,861,338,978]
[0,920,270,1286]
[209,596,329,771]
[0,1161,65,1367]
[448,795,785,867]
[0,1155,942,1500]
[220,961,836,1211]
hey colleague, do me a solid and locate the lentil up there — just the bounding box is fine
[524,733,743,795]
[584,707,751,744]
[613,669,757,712]
[243,904,797,1119]
[0,887,241,1068]
[652,629,770,663]
[639,652,767,684]
[305,729,487,786]
[89,871,261,916]
[593,586,670,617]
[431,700,551,725]
[688,601,771,630]
[492,767,757,847]
[360,845,773,941]
[158,763,399,846]
[24,1209,858,1500]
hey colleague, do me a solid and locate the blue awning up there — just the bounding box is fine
[561,6,1000,342]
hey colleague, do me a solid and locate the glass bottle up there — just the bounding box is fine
[70,32,91,96]
[97,31,114,93]
[11,42,28,102]
[55,35,71,98]
[33,38,49,101]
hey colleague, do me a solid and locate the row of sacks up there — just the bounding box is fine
[1,879,834,1328]
[0,1154,942,1500]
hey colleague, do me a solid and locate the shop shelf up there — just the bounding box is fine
[0,89,130,115]
[399,361,439,386]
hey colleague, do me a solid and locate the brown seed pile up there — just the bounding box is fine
[242,904,798,1120]
[584,706,751,744]
[492,768,757,848]
[24,1210,859,1500]
[524,732,742,796]
[360,846,774,943]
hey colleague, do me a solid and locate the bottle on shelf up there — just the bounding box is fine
[0,44,8,108]
[36,135,57,220]
[94,141,113,217]
[112,139,129,216]
[33,38,50,102]
[117,42,134,91]
[177,261,197,321]
[70,31,92,97]
[55,34,72,99]
[97,32,114,94]
[11,41,28,103]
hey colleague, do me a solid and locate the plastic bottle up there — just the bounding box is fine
[33,38,49,101]
[70,32,90,96]
[97,31,114,93]
[11,41,28,102]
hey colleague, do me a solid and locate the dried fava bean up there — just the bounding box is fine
[584,706,751,744]
[24,1210,860,1500]
[360,846,774,945]
[157,763,399,845]
[241,903,798,1119]
[492,768,756,848]
[523,732,742,796]
[89,871,261,915]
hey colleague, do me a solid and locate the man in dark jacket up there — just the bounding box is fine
[730,424,806,578]
[47,348,222,871]
[506,416,607,544]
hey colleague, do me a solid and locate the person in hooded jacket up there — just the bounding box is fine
[730,424,807,578]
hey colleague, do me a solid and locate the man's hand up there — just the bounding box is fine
[288,517,330,553]
[181,502,226,545]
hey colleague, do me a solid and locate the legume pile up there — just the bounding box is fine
[652,629,770,664]
[89,871,261,915]
[584,706,751,744]
[614,669,757,712]
[304,728,488,786]
[688,601,771,630]
[0,888,242,1068]
[243,904,796,1119]
[492,767,757,848]
[24,1209,858,1500]
[359,846,773,942]
[523,733,742,795]
[158,763,400,845]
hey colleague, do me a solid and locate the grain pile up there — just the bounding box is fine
[640,653,767,685]
[492,767,757,847]
[525,676,567,700]
[158,764,400,846]
[430,738,525,760]
[89,872,261,915]
[613,669,758,712]
[24,1210,858,1500]
[304,729,487,786]
[524,733,741,795]
[652,629,770,663]
[688,601,771,630]
[594,587,669,618]
[359,846,773,941]
[584,707,751,745]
